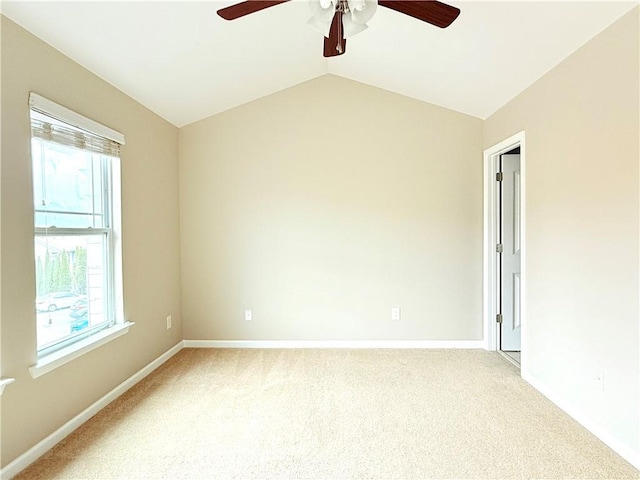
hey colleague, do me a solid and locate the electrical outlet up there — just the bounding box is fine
[166,315,172,330]
[391,307,401,321]
[244,309,252,321]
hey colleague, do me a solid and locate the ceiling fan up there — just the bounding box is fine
[217,0,460,57]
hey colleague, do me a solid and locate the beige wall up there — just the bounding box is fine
[179,75,484,341]
[1,17,182,466]
[485,8,639,454]
[4,3,638,472]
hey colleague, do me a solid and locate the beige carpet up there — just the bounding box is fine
[15,349,639,479]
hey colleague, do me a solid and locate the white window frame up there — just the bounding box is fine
[28,93,132,378]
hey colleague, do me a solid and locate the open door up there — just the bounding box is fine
[484,131,525,368]
[498,153,522,354]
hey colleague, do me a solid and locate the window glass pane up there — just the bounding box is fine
[35,235,109,351]
[32,137,107,229]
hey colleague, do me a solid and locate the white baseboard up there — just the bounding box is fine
[522,370,640,470]
[184,339,484,349]
[1,341,184,480]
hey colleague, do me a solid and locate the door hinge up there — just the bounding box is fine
[496,314,503,324]
[496,244,503,253]
[496,172,503,182]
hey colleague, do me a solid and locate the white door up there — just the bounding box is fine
[500,154,521,351]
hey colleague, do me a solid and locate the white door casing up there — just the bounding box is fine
[483,130,526,369]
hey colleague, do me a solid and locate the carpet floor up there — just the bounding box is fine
[15,348,640,479]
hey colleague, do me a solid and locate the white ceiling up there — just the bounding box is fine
[2,1,637,127]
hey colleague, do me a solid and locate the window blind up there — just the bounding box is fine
[29,92,125,150]
[31,116,121,157]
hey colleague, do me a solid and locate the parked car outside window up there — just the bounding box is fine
[69,297,88,319]
[36,292,84,312]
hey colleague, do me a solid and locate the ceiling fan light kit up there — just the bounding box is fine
[307,0,377,39]
[307,0,337,37]
[217,0,460,57]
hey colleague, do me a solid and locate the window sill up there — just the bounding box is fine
[0,378,15,395]
[29,322,134,379]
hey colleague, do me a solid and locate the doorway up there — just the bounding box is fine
[483,132,526,370]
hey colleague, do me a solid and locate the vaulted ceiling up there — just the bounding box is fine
[2,1,637,127]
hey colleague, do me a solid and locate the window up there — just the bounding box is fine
[30,94,125,356]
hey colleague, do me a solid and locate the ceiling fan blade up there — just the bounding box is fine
[217,0,291,20]
[323,11,346,57]
[378,0,460,28]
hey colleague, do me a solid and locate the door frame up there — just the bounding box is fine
[483,131,527,366]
